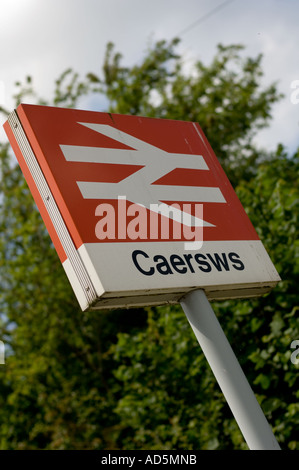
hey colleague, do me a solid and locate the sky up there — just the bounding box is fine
[0,0,298,155]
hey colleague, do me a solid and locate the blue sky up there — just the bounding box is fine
[0,0,298,154]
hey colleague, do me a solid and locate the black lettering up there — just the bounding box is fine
[183,254,195,273]
[206,253,230,271]
[132,250,155,276]
[153,255,173,275]
[194,253,212,272]
[170,254,187,274]
[228,252,245,271]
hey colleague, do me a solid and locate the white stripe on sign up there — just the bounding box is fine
[77,181,225,203]
[60,144,209,170]
[60,123,226,228]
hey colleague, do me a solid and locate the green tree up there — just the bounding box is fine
[0,38,297,450]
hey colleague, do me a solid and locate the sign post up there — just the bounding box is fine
[4,104,281,449]
[181,289,280,450]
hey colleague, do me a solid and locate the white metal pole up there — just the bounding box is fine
[180,289,280,450]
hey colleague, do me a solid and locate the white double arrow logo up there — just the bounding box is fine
[60,122,226,229]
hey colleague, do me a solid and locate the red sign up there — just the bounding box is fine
[6,105,258,254]
[4,104,279,310]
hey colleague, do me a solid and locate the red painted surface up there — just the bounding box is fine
[6,104,259,252]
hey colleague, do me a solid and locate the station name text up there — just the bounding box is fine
[131,250,245,276]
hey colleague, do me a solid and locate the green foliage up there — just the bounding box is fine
[232,148,299,449]
[110,306,245,450]
[0,38,298,450]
